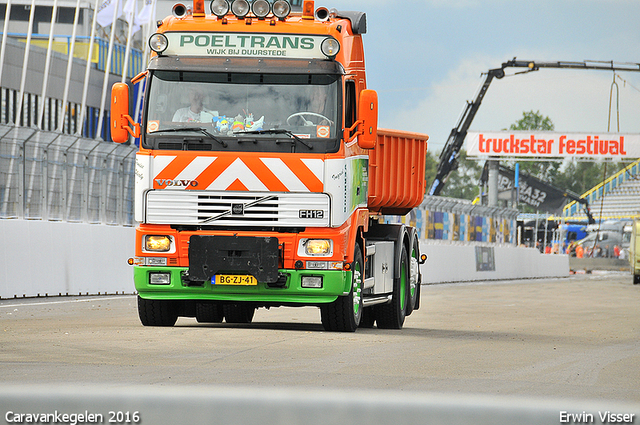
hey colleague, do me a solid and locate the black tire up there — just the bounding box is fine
[223,303,255,323]
[359,306,376,328]
[406,238,420,316]
[137,296,178,327]
[634,274,640,285]
[376,245,409,329]
[195,302,224,323]
[320,244,364,332]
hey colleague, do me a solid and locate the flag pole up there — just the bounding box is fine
[121,0,136,83]
[59,0,82,133]
[76,0,101,135]
[0,0,13,90]
[15,0,37,126]
[134,0,156,125]
[96,0,121,140]
[37,0,59,129]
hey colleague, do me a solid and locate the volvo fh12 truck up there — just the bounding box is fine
[111,0,429,331]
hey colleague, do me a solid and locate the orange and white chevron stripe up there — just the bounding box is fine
[151,154,325,192]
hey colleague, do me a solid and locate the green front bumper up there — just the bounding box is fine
[134,266,351,305]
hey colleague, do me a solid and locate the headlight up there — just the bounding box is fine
[210,0,230,17]
[304,239,332,256]
[272,0,291,19]
[149,33,168,53]
[251,0,270,18]
[145,235,172,252]
[231,0,250,18]
[321,38,340,58]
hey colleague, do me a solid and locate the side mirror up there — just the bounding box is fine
[110,82,140,143]
[357,89,378,149]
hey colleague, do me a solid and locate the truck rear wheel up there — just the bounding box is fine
[376,245,408,329]
[223,303,255,323]
[137,296,178,327]
[320,244,363,332]
[406,239,420,316]
[196,302,224,323]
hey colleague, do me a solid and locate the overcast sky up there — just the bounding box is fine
[323,0,640,152]
[157,0,640,153]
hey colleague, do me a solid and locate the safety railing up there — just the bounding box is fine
[0,124,136,225]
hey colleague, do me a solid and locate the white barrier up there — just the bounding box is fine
[420,240,569,283]
[0,220,135,299]
[0,221,569,299]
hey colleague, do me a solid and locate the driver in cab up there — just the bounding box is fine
[173,89,216,123]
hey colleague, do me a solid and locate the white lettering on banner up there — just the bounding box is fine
[467,131,640,158]
[162,32,330,59]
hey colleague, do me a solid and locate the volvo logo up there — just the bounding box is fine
[231,204,244,215]
[155,179,199,187]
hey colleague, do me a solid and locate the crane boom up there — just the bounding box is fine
[428,59,640,197]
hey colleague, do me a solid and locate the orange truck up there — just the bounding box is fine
[110,0,429,331]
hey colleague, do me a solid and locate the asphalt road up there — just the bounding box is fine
[1,273,639,404]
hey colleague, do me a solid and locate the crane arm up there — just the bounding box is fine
[428,59,640,197]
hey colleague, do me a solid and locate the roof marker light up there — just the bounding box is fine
[210,0,230,17]
[193,0,205,17]
[302,0,314,19]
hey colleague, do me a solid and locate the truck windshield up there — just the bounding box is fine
[144,70,340,153]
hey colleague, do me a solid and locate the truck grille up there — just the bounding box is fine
[145,190,330,227]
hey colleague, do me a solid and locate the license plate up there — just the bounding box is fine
[212,274,258,285]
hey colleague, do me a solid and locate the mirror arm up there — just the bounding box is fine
[122,114,141,138]
[346,119,364,143]
[131,70,148,85]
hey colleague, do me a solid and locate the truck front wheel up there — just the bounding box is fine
[320,244,363,332]
[137,296,178,327]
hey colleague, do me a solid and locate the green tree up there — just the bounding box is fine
[424,150,438,194]
[506,110,559,182]
[555,160,628,197]
[509,110,554,132]
[440,149,482,200]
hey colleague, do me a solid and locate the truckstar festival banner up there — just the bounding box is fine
[467,131,640,159]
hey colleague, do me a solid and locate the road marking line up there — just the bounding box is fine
[0,295,134,309]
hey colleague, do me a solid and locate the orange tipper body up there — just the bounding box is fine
[116,0,429,331]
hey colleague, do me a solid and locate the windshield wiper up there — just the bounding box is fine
[236,129,313,150]
[151,127,228,147]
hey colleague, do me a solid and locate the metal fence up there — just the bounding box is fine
[386,195,520,245]
[0,124,136,225]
